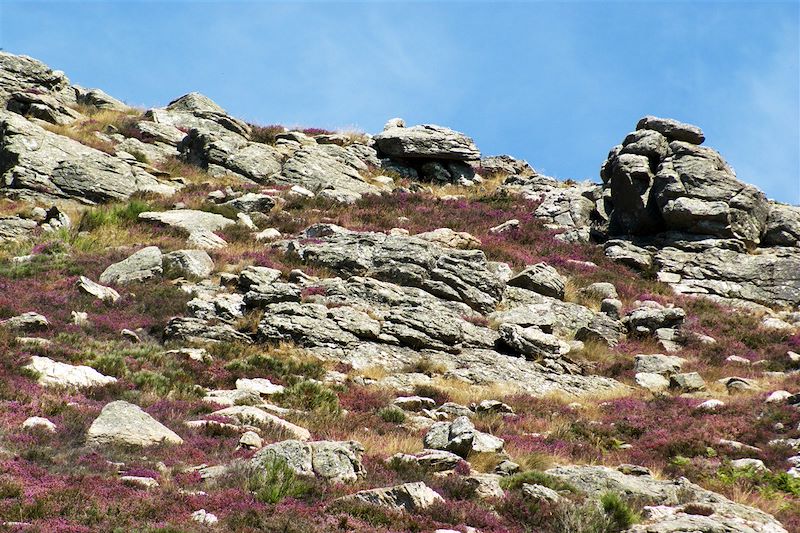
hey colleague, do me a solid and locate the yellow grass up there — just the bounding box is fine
[346,430,423,456]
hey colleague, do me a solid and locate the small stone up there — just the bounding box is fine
[22,416,56,432]
[255,228,282,242]
[489,219,520,234]
[766,390,793,404]
[695,399,725,411]
[238,431,263,449]
[120,476,159,489]
[670,372,706,392]
[76,276,120,302]
[726,355,752,365]
[191,509,219,525]
[730,458,768,472]
[121,329,141,343]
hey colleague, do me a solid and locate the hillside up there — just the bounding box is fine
[0,51,799,533]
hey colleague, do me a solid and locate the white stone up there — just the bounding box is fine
[25,356,117,389]
[87,401,183,447]
[254,228,282,242]
[191,509,219,525]
[235,377,285,396]
[766,390,793,403]
[22,416,56,432]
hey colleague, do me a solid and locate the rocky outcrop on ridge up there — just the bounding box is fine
[0,52,797,532]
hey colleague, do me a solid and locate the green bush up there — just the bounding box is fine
[278,380,340,416]
[378,406,406,424]
[600,492,639,531]
[247,458,314,504]
[78,199,153,232]
[500,470,577,493]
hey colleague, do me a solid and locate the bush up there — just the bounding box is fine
[378,406,406,424]
[247,458,314,504]
[278,380,341,416]
[500,470,577,493]
[250,124,285,145]
[78,199,153,232]
[600,492,639,531]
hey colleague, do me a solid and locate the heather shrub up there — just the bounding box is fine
[249,123,285,145]
[0,477,22,498]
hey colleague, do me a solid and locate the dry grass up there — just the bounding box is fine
[347,430,423,456]
[429,378,519,405]
[429,171,508,200]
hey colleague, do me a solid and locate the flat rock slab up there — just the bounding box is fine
[138,209,235,233]
[87,400,183,447]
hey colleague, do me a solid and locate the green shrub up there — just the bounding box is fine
[78,199,153,232]
[600,492,639,531]
[500,470,577,493]
[378,406,406,424]
[0,477,22,499]
[247,458,314,504]
[278,380,340,416]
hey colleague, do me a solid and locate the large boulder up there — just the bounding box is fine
[87,401,183,447]
[0,111,175,204]
[547,464,785,533]
[0,52,74,107]
[25,356,117,389]
[374,123,479,161]
[601,116,769,246]
[423,416,504,457]
[763,203,800,247]
[284,224,505,314]
[336,482,443,512]
[251,439,365,483]
[138,209,235,233]
[99,246,163,285]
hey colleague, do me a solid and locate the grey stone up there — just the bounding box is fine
[634,354,686,376]
[1,311,49,331]
[163,249,214,279]
[636,115,705,144]
[87,400,183,447]
[336,482,443,512]
[99,246,163,285]
[139,209,235,233]
[0,111,175,203]
[507,263,566,300]
[251,439,365,483]
[374,124,480,161]
[25,355,117,389]
[670,372,706,392]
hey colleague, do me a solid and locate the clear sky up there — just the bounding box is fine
[1,1,798,203]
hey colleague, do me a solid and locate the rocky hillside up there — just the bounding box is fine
[0,51,798,533]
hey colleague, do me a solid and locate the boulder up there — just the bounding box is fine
[76,276,120,302]
[138,209,235,233]
[763,203,800,247]
[0,111,175,203]
[547,464,786,533]
[0,216,37,242]
[211,406,310,441]
[636,116,705,145]
[163,249,214,279]
[423,416,504,457]
[388,449,462,473]
[633,354,686,376]
[1,311,49,331]
[670,372,706,393]
[251,439,365,483]
[374,124,480,161]
[87,401,183,447]
[414,228,481,249]
[25,356,117,389]
[336,481,443,512]
[99,246,163,285]
[601,117,770,246]
[507,263,566,300]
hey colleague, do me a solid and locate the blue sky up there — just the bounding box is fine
[1,1,798,203]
